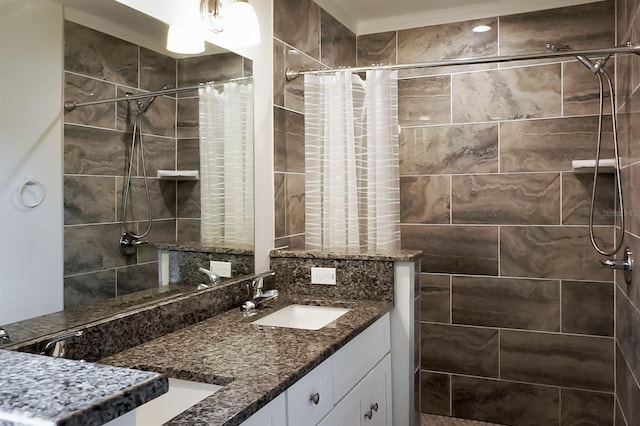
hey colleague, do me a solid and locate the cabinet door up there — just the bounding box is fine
[287,357,334,426]
[240,393,286,426]
[360,354,391,426]
[317,383,361,426]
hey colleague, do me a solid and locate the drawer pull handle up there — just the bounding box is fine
[371,403,379,412]
[310,392,320,405]
[364,409,373,420]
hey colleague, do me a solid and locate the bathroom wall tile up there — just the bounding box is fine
[243,58,253,77]
[64,21,138,87]
[401,225,498,275]
[563,60,612,116]
[421,323,499,377]
[64,270,117,309]
[500,116,614,172]
[116,89,176,138]
[177,139,200,171]
[116,177,176,221]
[617,54,634,108]
[561,388,614,426]
[618,0,629,45]
[616,286,640,382]
[274,173,286,239]
[400,176,450,224]
[399,76,451,126]
[563,280,614,336]
[136,135,176,177]
[64,176,116,225]
[357,31,397,66]
[177,181,200,219]
[451,173,561,225]
[451,376,560,426]
[177,97,199,139]
[621,163,640,237]
[177,52,244,88]
[421,371,450,416]
[285,48,325,114]
[64,125,129,176]
[64,223,135,275]
[617,232,640,308]
[273,40,286,107]
[274,0,320,60]
[615,400,627,426]
[562,172,616,225]
[420,274,450,323]
[140,47,176,93]
[176,219,200,243]
[499,1,615,56]
[616,345,640,426]
[274,107,305,173]
[136,219,176,263]
[452,276,560,332]
[400,124,498,175]
[397,18,497,78]
[286,173,305,236]
[452,64,561,122]
[116,263,159,296]
[320,10,356,68]
[64,73,116,128]
[274,235,305,251]
[620,91,640,167]
[500,226,614,281]
[500,330,614,391]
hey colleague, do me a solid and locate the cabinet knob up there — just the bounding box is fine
[371,403,379,412]
[309,392,320,405]
[364,410,373,420]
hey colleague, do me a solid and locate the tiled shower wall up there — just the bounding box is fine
[63,21,250,308]
[357,1,619,424]
[615,0,640,424]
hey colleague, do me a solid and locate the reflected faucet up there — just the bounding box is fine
[241,272,278,313]
[197,267,221,290]
[41,330,84,358]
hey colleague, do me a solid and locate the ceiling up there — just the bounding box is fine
[313,0,606,34]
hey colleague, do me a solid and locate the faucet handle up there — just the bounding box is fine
[251,271,276,297]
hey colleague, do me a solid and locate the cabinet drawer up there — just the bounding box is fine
[287,357,333,426]
[332,313,390,401]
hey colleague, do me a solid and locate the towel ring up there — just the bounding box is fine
[19,177,45,208]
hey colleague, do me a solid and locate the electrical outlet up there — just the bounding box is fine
[311,267,336,285]
[210,260,232,278]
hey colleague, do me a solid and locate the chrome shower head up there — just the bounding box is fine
[546,42,609,74]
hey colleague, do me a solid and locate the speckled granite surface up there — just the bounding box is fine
[422,414,504,425]
[101,296,391,425]
[168,250,254,286]
[0,350,167,426]
[270,248,422,261]
[157,243,254,255]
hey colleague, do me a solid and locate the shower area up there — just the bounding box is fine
[274,0,640,424]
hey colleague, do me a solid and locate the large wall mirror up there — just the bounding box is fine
[0,0,255,346]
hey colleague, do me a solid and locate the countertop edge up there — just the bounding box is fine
[269,249,422,261]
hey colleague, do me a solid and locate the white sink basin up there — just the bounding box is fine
[251,304,350,330]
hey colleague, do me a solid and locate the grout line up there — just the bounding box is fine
[400,223,615,229]
[421,320,615,339]
[617,341,640,394]
[616,395,630,426]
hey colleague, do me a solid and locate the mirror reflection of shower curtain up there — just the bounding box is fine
[304,70,400,251]
[198,81,254,246]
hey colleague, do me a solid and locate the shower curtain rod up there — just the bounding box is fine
[285,42,640,80]
[64,76,253,111]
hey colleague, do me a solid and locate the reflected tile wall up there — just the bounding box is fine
[357,32,396,66]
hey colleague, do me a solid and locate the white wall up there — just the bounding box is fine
[0,0,65,323]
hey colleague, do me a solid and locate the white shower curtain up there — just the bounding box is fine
[304,70,400,251]
[198,81,254,247]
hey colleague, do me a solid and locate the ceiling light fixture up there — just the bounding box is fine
[166,25,205,54]
[200,0,261,46]
[472,25,492,33]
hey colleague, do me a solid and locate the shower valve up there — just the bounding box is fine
[119,232,149,256]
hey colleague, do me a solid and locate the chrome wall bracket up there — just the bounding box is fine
[601,247,633,284]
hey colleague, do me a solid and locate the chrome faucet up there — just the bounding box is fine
[197,267,221,290]
[0,327,10,344]
[41,330,84,358]
[241,271,278,312]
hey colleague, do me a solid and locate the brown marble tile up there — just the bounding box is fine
[500,226,614,281]
[618,0,629,45]
[500,330,614,391]
[452,64,561,123]
[616,345,640,426]
[615,400,627,426]
[616,232,640,308]
[64,125,129,176]
[421,274,450,323]
[176,219,200,243]
[398,18,497,78]
[402,225,498,275]
[136,135,176,177]
[140,48,176,93]
[500,116,614,172]
[116,89,176,138]
[617,54,634,109]
[400,124,498,175]
[286,173,305,236]
[177,97,199,139]
[177,139,200,171]
[399,76,451,126]
[321,10,356,68]
[64,223,135,275]
[64,270,117,309]
[64,176,116,225]
[285,48,325,114]
[274,173,286,239]
[620,89,640,167]
[116,263,159,296]
[616,286,640,384]
[452,276,560,332]
[177,52,244,88]
[274,107,304,173]
[562,280,614,337]
[274,0,320,60]
[400,176,450,224]
[64,21,138,87]
[357,32,397,66]
[452,173,560,225]
[621,163,640,237]
[563,60,612,116]
[136,219,176,263]
[561,388,614,426]
[176,181,200,219]
[273,40,286,107]
[116,177,176,221]
[562,172,616,225]
[451,376,560,426]
[421,371,450,416]
[499,2,615,56]
[64,73,116,128]
[421,323,499,377]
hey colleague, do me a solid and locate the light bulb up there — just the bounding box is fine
[166,25,205,54]
[224,0,261,46]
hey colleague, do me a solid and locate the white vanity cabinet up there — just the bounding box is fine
[240,392,287,426]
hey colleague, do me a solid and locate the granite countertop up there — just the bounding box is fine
[100,296,392,425]
[270,248,422,261]
[0,350,168,426]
